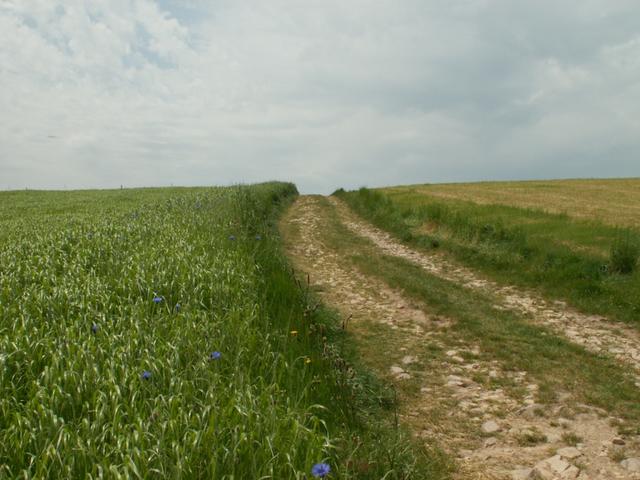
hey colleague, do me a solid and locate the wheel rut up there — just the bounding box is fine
[280,195,640,480]
[329,197,640,386]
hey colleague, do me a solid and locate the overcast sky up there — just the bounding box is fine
[1,1,639,193]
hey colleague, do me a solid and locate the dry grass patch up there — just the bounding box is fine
[387,178,640,228]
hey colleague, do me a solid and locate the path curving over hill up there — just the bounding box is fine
[280,195,640,480]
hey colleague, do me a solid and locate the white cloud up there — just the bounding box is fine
[0,0,639,192]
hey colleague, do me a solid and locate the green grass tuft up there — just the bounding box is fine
[610,235,639,274]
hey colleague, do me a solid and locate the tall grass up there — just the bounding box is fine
[610,235,639,274]
[0,184,428,479]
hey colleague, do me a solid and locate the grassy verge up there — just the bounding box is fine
[335,187,640,326]
[317,197,640,428]
[0,184,436,479]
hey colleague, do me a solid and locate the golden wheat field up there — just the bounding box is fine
[384,178,640,228]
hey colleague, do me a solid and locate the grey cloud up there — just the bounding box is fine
[0,0,639,193]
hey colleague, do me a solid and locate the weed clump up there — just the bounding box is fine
[610,235,639,274]
[515,429,548,446]
[560,432,583,446]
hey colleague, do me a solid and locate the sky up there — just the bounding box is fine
[1,0,639,193]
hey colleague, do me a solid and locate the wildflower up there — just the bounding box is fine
[311,463,331,478]
[174,303,181,313]
[209,351,221,360]
[228,235,236,241]
[141,370,152,380]
[91,323,99,334]
[153,296,163,303]
[305,357,312,364]
[255,234,262,240]
[290,330,298,337]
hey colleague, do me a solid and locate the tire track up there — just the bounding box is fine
[281,196,640,480]
[330,197,640,386]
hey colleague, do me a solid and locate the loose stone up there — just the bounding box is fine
[446,375,470,387]
[401,355,417,365]
[530,455,575,480]
[557,446,582,460]
[481,420,501,434]
[511,468,532,480]
[484,437,497,447]
[621,458,640,472]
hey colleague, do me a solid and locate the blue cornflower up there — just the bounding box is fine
[228,235,236,241]
[311,463,331,478]
[91,323,99,334]
[209,351,221,361]
[255,234,262,240]
[153,296,163,303]
[141,370,152,380]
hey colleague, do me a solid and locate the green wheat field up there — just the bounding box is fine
[0,184,426,479]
